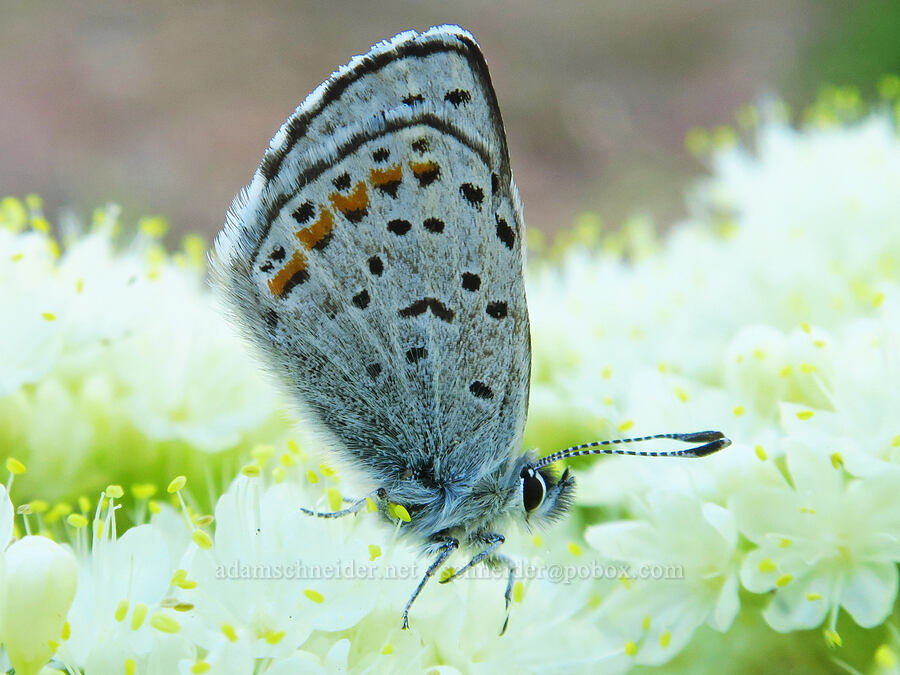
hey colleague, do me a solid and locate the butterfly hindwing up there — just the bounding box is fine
[213,26,530,486]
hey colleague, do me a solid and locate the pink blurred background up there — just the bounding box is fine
[0,1,889,238]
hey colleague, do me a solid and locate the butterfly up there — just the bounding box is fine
[212,24,730,632]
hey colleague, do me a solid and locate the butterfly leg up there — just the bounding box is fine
[438,532,505,584]
[498,554,516,636]
[402,536,459,630]
[300,488,386,518]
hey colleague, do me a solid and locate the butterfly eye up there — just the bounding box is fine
[521,467,546,512]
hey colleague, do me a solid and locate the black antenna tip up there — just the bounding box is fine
[677,430,726,444]
[688,437,732,457]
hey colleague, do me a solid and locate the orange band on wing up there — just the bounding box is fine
[370,164,402,186]
[296,208,334,249]
[329,181,369,220]
[268,249,307,296]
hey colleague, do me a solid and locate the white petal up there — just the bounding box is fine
[701,502,737,550]
[584,521,660,561]
[0,485,13,550]
[0,536,78,675]
[710,573,740,632]
[840,562,898,628]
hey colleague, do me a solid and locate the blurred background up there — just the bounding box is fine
[2,0,899,240]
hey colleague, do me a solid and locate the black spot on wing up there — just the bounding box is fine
[413,164,441,187]
[332,173,351,191]
[469,381,493,399]
[444,89,472,106]
[402,93,425,105]
[398,298,454,323]
[368,255,384,276]
[352,289,370,309]
[374,179,401,199]
[486,301,508,319]
[460,183,484,209]
[372,147,390,163]
[387,219,412,235]
[461,272,481,291]
[292,201,315,225]
[495,215,515,250]
[411,137,430,153]
[282,268,310,296]
[423,218,444,233]
[366,363,382,379]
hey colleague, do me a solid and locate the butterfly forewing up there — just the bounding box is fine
[214,27,530,485]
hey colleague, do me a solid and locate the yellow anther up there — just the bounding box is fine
[240,464,261,477]
[167,476,187,493]
[222,623,238,642]
[758,558,776,573]
[131,603,148,630]
[389,503,411,522]
[150,612,181,633]
[304,589,324,603]
[6,457,26,475]
[67,513,89,528]
[192,530,213,550]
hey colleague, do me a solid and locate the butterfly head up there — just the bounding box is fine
[517,462,575,526]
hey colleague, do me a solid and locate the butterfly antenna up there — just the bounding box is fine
[533,430,731,470]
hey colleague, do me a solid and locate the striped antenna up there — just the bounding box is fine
[532,430,731,470]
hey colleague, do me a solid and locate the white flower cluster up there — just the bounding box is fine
[1,106,900,674]
[0,203,285,500]
[527,111,900,668]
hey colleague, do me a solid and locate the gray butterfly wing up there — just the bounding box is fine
[213,26,530,487]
